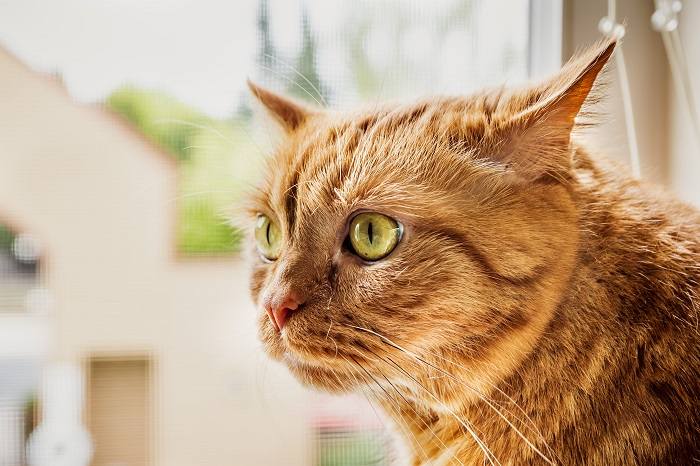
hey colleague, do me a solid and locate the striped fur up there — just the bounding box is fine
[247,39,700,465]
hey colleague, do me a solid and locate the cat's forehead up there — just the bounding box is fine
[256,95,509,237]
[265,105,436,212]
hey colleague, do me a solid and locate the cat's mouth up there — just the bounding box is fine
[259,313,374,391]
[261,313,340,363]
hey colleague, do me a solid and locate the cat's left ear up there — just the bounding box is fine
[493,38,616,181]
[247,80,315,133]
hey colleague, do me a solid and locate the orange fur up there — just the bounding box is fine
[246,38,700,465]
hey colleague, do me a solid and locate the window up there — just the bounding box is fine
[256,0,531,105]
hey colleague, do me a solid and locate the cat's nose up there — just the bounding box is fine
[265,291,303,331]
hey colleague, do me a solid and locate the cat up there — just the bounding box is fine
[246,38,700,465]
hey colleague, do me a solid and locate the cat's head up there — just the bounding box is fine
[246,40,614,408]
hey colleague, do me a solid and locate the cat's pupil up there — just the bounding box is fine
[368,221,373,244]
[266,222,271,245]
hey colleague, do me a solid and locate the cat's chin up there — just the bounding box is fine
[281,352,363,393]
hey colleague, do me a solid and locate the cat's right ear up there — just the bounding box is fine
[247,80,314,133]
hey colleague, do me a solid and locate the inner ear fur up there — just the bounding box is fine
[492,38,617,182]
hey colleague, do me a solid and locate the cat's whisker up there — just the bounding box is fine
[345,323,555,465]
[152,118,238,146]
[351,323,544,433]
[181,144,217,151]
[370,352,500,466]
[327,365,389,465]
[343,339,498,465]
[363,351,499,466]
[333,187,346,204]
[359,349,466,466]
[324,319,333,340]
[164,189,240,205]
[282,179,318,202]
[344,354,434,465]
[352,358,446,465]
[384,351,555,466]
[329,361,399,466]
[324,318,339,358]
[257,64,325,109]
[261,53,328,108]
[402,341,555,464]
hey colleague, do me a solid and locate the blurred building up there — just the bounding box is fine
[0,46,313,466]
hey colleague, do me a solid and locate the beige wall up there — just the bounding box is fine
[563,0,670,184]
[0,47,312,466]
[668,0,700,205]
[564,0,700,200]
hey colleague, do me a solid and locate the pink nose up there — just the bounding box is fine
[265,292,303,331]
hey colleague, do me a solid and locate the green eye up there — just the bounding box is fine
[255,214,282,260]
[347,212,402,261]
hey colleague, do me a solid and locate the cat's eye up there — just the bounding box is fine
[255,214,282,260]
[347,212,402,261]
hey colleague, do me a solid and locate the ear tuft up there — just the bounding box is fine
[536,37,616,127]
[494,38,617,182]
[247,80,313,132]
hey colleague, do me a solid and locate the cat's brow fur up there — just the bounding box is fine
[246,38,700,465]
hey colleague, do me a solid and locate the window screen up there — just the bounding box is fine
[0,1,532,464]
[0,0,530,256]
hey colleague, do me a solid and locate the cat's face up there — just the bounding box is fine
[247,40,613,408]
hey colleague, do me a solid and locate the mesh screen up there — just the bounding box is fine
[0,1,531,464]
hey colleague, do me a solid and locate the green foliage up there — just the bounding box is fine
[178,198,243,255]
[24,395,37,440]
[0,224,14,252]
[106,87,207,162]
[317,430,387,466]
[106,87,256,255]
[177,119,260,255]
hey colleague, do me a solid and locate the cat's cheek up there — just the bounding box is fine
[248,262,271,304]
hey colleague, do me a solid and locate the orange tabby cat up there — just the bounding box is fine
[246,38,700,465]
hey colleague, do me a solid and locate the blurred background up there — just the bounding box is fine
[0,0,697,465]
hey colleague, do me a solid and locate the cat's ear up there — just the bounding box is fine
[493,38,616,181]
[247,80,314,133]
